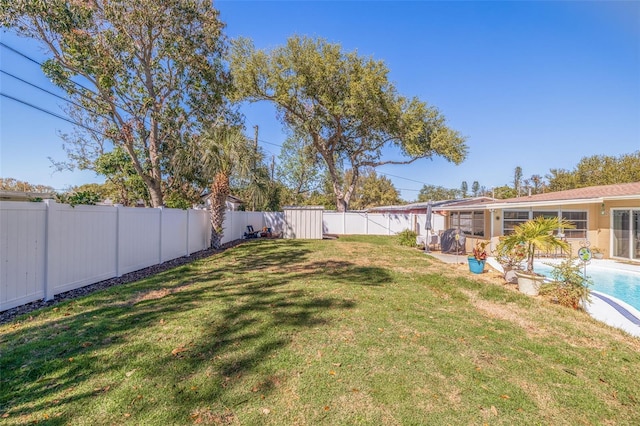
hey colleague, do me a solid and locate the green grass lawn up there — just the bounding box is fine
[1,236,639,425]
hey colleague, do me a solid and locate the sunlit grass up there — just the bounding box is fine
[1,236,639,424]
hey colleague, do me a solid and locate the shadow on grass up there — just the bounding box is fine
[0,239,392,424]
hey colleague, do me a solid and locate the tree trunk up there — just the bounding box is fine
[148,180,163,208]
[335,197,348,212]
[210,171,230,249]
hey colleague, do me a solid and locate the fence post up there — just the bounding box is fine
[365,212,369,235]
[342,211,346,235]
[115,204,122,277]
[43,199,56,301]
[186,209,191,256]
[158,206,164,263]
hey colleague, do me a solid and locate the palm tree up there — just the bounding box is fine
[500,216,575,273]
[198,126,257,248]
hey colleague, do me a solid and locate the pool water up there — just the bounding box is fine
[534,261,640,312]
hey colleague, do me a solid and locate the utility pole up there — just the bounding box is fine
[253,125,258,157]
[271,155,275,180]
[252,125,258,211]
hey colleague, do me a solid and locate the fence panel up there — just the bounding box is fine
[117,207,161,275]
[188,209,210,253]
[221,211,267,244]
[48,203,118,295]
[264,212,285,235]
[162,208,188,262]
[366,213,390,235]
[344,212,367,235]
[0,202,47,311]
[322,212,343,234]
[387,213,412,235]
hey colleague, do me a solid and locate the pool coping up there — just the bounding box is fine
[591,292,640,326]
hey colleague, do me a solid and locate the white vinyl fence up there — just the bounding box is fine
[1,202,432,312]
[220,211,285,244]
[323,211,432,237]
[0,201,211,311]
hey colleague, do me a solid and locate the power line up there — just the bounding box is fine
[258,138,283,148]
[0,92,107,137]
[0,41,95,94]
[0,69,94,114]
[376,171,428,185]
[0,41,146,124]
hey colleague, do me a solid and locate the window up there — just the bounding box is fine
[562,211,587,239]
[503,211,529,235]
[451,211,484,237]
[503,210,587,239]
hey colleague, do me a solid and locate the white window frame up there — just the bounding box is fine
[502,209,588,239]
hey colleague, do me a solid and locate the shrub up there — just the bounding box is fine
[539,258,592,309]
[397,229,418,247]
[494,239,526,271]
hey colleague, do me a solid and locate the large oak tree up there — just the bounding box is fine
[230,36,468,211]
[1,0,231,207]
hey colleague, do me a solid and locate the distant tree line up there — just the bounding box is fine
[417,151,640,201]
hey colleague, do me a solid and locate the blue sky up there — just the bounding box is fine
[1,1,639,200]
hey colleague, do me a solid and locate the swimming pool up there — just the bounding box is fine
[534,261,640,312]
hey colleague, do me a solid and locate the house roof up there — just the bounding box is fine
[500,182,640,204]
[442,182,640,211]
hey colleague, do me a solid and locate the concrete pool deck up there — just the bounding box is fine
[426,252,640,338]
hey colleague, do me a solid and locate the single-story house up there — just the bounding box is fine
[438,182,640,262]
[366,198,495,250]
[367,197,495,238]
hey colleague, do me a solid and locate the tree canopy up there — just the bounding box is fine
[0,178,54,193]
[230,36,468,211]
[347,169,401,210]
[546,151,640,192]
[417,184,460,202]
[1,0,232,207]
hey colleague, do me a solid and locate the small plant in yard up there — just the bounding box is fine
[539,257,592,309]
[396,228,418,247]
[472,241,489,261]
[494,239,526,272]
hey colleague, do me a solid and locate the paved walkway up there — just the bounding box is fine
[424,251,640,338]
